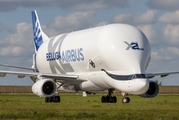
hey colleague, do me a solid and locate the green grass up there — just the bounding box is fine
[0,93,179,120]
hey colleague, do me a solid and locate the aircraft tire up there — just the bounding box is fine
[105,96,110,102]
[101,96,117,103]
[112,96,117,103]
[56,96,60,102]
[101,96,106,103]
[122,97,130,103]
[45,97,53,103]
[52,96,60,103]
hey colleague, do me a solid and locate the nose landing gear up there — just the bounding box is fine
[121,93,130,103]
[122,97,130,103]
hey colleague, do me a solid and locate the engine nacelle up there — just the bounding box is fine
[139,80,159,98]
[32,79,57,97]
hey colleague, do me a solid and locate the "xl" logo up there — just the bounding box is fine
[124,41,144,50]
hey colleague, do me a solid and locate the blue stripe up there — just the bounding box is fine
[32,11,43,51]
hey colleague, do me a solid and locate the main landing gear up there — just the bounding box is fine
[45,95,60,103]
[101,88,117,103]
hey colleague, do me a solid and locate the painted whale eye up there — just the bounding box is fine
[89,59,95,68]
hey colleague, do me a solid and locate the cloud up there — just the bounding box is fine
[113,10,159,46]
[0,0,129,12]
[0,11,97,65]
[96,21,109,27]
[4,22,33,48]
[148,46,179,73]
[151,46,179,61]
[0,22,34,66]
[158,10,179,24]
[148,50,179,72]
[0,23,14,33]
[137,24,159,45]
[0,10,99,65]
[167,46,179,56]
[151,51,162,61]
[46,11,95,36]
[113,10,157,25]
[135,10,157,25]
[163,24,179,45]
[147,0,179,10]
[113,13,133,24]
[0,46,25,56]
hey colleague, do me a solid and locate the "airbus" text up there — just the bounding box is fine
[46,48,84,63]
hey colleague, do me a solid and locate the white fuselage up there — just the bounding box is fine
[36,24,151,94]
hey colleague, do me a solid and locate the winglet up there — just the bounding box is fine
[31,10,49,52]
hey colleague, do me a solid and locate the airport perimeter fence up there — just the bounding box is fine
[0,86,179,94]
[0,86,31,93]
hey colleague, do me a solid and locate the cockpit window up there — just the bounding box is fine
[109,74,146,80]
[134,74,146,79]
[109,74,133,80]
[101,69,146,80]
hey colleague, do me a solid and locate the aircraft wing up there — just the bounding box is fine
[0,70,87,85]
[0,63,34,71]
[146,72,179,79]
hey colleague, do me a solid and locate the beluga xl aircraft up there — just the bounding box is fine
[0,10,178,103]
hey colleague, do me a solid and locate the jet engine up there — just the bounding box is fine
[139,80,159,98]
[32,79,57,97]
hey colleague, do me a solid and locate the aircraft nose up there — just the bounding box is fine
[134,79,149,94]
[114,78,149,94]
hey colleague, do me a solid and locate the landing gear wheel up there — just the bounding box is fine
[45,96,60,103]
[57,96,60,102]
[122,97,130,103]
[53,96,60,103]
[45,97,52,103]
[101,96,106,103]
[101,88,117,103]
[106,96,110,102]
[112,96,117,103]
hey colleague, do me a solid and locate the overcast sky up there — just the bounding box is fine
[0,0,179,86]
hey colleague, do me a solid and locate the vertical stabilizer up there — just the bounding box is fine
[31,10,49,72]
[31,10,49,52]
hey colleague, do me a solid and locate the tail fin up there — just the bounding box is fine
[31,10,49,52]
[31,10,49,72]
